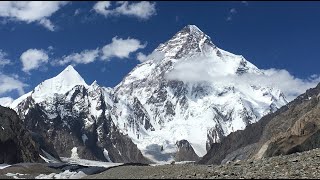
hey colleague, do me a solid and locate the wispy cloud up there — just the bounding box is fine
[136,51,165,63]
[56,49,100,66]
[226,1,249,22]
[0,50,11,67]
[74,9,81,16]
[175,15,179,22]
[0,1,69,31]
[241,1,249,6]
[93,1,156,20]
[226,8,237,21]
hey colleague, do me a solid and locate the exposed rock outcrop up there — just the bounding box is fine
[0,106,59,164]
[175,140,199,162]
[199,83,320,165]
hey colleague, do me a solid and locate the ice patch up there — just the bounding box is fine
[149,160,195,166]
[71,147,79,159]
[61,157,123,168]
[0,164,11,169]
[5,173,26,179]
[35,170,86,179]
[103,148,112,162]
[39,149,60,163]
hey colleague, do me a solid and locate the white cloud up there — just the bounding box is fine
[52,36,146,66]
[20,49,49,72]
[0,74,27,96]
[0,97,13,107]
[258,69,320,101]
[38,18,55,31]
[136,51,165,63]
[93,1,156,20]
[93,1,111,15]
[0,50,11,67]
[166,57,213,82]
[165,56,320,102]
[57,49,100,65]
[136,52,147,62]
[101,37,146,60]
[0,1,68,31]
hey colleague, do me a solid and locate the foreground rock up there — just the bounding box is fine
[86,148,320,179]
[0,106,59,164]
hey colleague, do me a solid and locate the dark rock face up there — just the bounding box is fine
[199,83,320,165]
[175,140,199,162]
[95,116,152,164]
[30,132,61,162]
[0,106,58,164]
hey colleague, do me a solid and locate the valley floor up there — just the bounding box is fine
[2,148,320,179]
[87,148,320,179]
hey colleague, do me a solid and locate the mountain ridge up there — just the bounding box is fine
[199,82,320,165]
[9,24,288,163]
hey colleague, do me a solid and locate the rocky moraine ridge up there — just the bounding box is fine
[84,148,320,179]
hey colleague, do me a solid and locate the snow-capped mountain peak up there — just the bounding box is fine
[155,24,215,59]
[53,65,87,87]
[90,80,99,87]
[30,65,88,103]
[10,65,89,108]
[182,24,204,36]
[111,25,288,162]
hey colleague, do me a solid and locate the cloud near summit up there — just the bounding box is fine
[165,55,320,102]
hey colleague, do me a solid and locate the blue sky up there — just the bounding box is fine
[1,1,320,102]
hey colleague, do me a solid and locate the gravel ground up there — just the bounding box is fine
[86,148,320,179]
[2,148,320,179]
[0,163,61,179]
